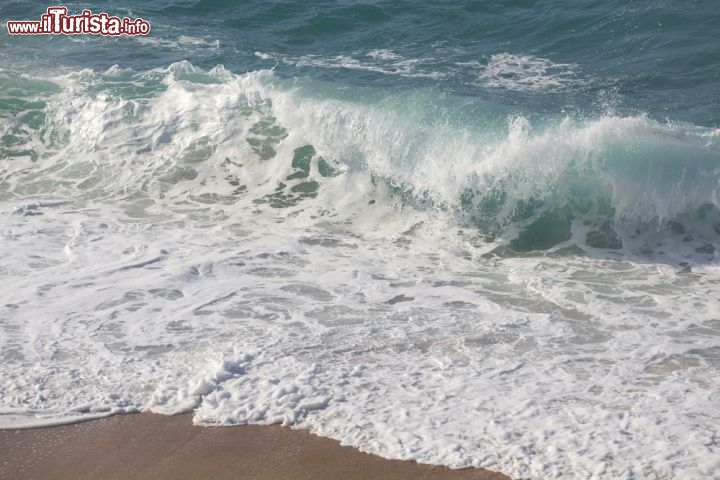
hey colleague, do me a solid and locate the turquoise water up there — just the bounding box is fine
[1,2,719,479]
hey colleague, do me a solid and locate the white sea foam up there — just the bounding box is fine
[367,49,402,60]
[254,50,600,94]
[134,35,220,51]
[256,51,446,79]
[472,53,590,92]
[1,63,719,479]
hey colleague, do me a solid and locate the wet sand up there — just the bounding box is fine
[0,413,510,480]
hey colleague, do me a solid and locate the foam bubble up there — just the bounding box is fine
[256,51,446,79]
[473,53,589,92]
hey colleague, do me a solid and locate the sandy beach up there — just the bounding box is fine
[0,413,510,480]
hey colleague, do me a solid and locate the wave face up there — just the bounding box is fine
[1,1,720,479]
[2,65,718,259]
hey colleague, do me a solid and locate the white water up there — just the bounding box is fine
[1,64,720,479]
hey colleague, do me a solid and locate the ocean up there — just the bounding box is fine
[1,0,719,478]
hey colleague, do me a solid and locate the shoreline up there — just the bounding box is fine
[0,412,510,480]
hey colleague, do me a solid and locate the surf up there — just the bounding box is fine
[2,63,718,263]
